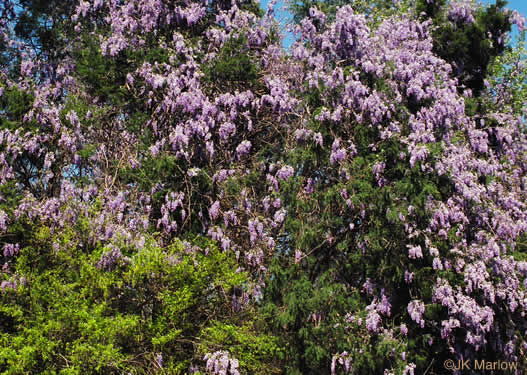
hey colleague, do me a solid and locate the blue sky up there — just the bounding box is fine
[260,0,295,47]
[261,0,527,49]
[489,0,526,18]
[483,0,526,43]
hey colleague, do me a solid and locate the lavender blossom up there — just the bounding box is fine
[276,165,294,180]
[235,140,251,160]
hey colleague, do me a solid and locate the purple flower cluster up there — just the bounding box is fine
[331,351,352,375]
[448,0,476,24]
[204,351,240,375]
[96,245,126,271]
[235,140,251,160]
[330,139,347,164]
[509,10,526,32]
[1,0,527,372]
[407,300,425,328]
[3,243,19,257]
[276,165,294,180]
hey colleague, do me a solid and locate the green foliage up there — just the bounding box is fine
[203,34,261,88]
[486,33,527,116]
[0,85,35,130]
[240,2,265,18]
[2,0,525,374]
[199,321,282,374]
[0,0,73,77]
[418,0,512,96]
[415,0,446,18]
[0,220,280,374]
[12,0,72,58]
[74,37,130,105]
[262,77,460,372]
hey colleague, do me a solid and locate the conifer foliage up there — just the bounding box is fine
[0,0,526,374]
